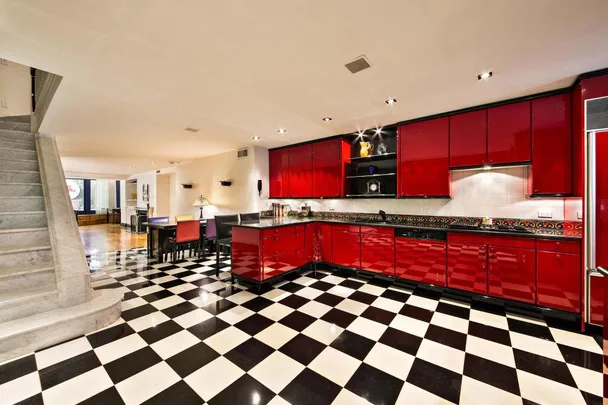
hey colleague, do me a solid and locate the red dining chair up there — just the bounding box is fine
[168,220,200,261]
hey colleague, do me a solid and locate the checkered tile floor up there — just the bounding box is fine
[0,248,603,405]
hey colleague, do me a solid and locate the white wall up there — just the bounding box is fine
[0,59,32,117]
[266,166,582,221]
[155,174,171,217]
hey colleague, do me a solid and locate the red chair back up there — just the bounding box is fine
[176,220,200,243]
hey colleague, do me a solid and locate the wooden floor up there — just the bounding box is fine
[79,224,147,255]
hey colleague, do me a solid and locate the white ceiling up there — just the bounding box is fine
[1,0,608,176]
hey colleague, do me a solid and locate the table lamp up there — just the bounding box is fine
[192,196,209,219]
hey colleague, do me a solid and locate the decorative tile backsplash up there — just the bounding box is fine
[264,166,583,222]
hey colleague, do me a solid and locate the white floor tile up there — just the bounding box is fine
[459,376,521,405]
[406,295,439,311]
[35,337,92,369]
[121,297,148,311]
[249,351,305,393]
[259,303,294,322]
[295,287,324,300]
[516,370,586,405]
[127,312,170,332]
[431,312,469,334]
[567,363,602,397]
[416,339,465,374]
[134,284,164,297]
[201,281,226,292]
[327,285,355,298]
[116,362,180,405]
[302,319,344,345]
[168,283,197,295]
[262,289,292,302]
[469,309,508,330]
[363,342,415,380]
[309,347,361,386]
[389,314,429,338]
[323,275,346,285]
[371,296,404,313]
[94,333,148,364]
[395,381,453,405]
[510,331,564,362]
[151,330,199,359]
[298,301,332,318]
[0,372,41,405]
[268,396,293,405]
[255,323,299,349]
[335,298,368,316]
[216,305,255,325]
[225,290,257,304]
[173,308,213,329]
[150,295,186,310]
[293,276,317,286]
[43,367,113,405]
[550,328,602,354]
[185,356,244,401]
[204,326,250,354]
[189,291,221,307]
[358,284,385,296]
[331,389,373,405]
[346,317,388,341]
[151,275,177,285]
[465,335,515,368]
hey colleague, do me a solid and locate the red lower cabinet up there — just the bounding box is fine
[447,242,488,295]
[537,250,581,312]
[590,274,604,326]
[231,227,263,281]
[305,223,333,263]
[361,226,395,276]
[395,237,447,286]
[332,226,361,269]
[488,246,536,304]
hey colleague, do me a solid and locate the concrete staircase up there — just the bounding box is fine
[0,116,122,362]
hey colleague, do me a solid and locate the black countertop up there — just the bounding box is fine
[232,217,581,240]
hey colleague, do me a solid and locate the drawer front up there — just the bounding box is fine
[536,238,581,254]
[332,224,361,233]
[262,224,305,237]
[263,231,305,256]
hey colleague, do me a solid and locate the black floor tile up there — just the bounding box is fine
[14,393,44,405]
[138,320,183,344]
[558,343,603,372]
[361,306,396,325]
[126,281,154,291]
[471,299,506,316]
[425,324,467,351]
[321,308,357,329]
[142,380,203,405]
[345,363,404,405]
[279,334,326,366]
[141,289,174,303]
[468,321,511,346]
[208,374,275,405]
[435,302,470,319]
[166,342,220,378]
[187,317,230,341]
[330,330,375,361]
[235,313,275,336]
[277,311,315,332]
[123,291,139,301]
[406,358,462,404]
[399,304,433,322]
[368,277,392,289]
[513,348,577,388]
[279,282,305,293]
[310,280,335,292]
[201,299,237,315]
[349,291,377,305]
[379,327,422,356]
[463,353,521,396]
[581,391,603,405]
[78,387,126,405]
[159,279,187,289]
[0,354,36,385]
[121,304,157,321]
[339,279,365,290]
[178,288,204,301]
[242,297,274,312]
[86,324,135,349]
[380,289,410,303]
[94,282,123,290]
[104,346,162,384]
[161,302,198,318]
[280,368,341,405]
[225,338,274,371]
[507,318,553,341]
[39,351,101,390]
[278,294,308,309]
[190,278,216,287]
[314,292,344,307]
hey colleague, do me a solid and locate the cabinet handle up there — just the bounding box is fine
[556,242,560,246]
[556,254,561,260]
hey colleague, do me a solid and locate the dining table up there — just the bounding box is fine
[143,219,207,263]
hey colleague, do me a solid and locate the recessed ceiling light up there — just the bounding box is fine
[277,128,287,135]
[375,128,382,135]
[184,127,201,132]
[478,71,492,80]
[252,136,260,141]
[385,98,397,105]
[322,116,332,122]
[151,161,155,164]
[132,165,137,169]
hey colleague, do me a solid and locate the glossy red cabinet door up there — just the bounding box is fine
[537,251,580,312]
[398,117,450,197]
[487,101,531,165]
[528,94,572,196]
[395,238,447,286]
[306,223,332,263]
[312,138,348,198]
[231,227,262,281]
[332,228,361,269]
[269,148,290,198]
[449,110,487,168]
[488,246,535,303]
[447,242,488,294]
[590,274,604,326]
[361,226,395,276]
[263,251,298,280]
[289,144,313,197]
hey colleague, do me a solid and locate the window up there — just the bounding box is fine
[66,179,85,211]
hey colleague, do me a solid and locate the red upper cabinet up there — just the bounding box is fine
[269,148,290,198]
[528,94,572,196]
[449,110,487,168]
[398,117,450,197]
[312,138,349,198]
[289,144,313,197]
[487,101,531,165]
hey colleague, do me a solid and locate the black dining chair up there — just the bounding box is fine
[239,212,260,222]
[214,214,238,277]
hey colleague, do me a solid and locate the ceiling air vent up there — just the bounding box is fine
[237,148,249,159]
[345,55,371,74]
[184,127,200,132]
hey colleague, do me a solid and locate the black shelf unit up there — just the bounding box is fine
[346,128,398,197]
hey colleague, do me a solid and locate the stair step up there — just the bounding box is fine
[0,182,42,197]
[0,196,44,212]
[0,245,52,267]
[0,286,59,323]
[0,129,34,143]
[0,211,47,230]
[0,170,40,183]
[0,146,37,161]
[0,228,49,249]
[0,138,35,151]
[0,115,31,124]
[0,158,38,171]
[0,264,55,294]
[0,122,31,132]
